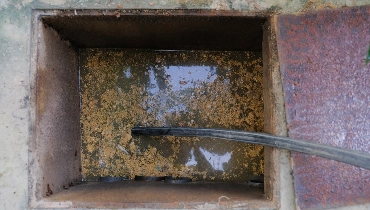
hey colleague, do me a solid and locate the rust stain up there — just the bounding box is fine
[36,68,50,119]
[46,184,53,196]
[277,5,370,209]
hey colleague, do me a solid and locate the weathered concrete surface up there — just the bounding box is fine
[263,16,295,210]
[29,17,81,205]
[1,0,370,209]
[0,5,32,210]
[25,0,370,13]
[277,5,370,210]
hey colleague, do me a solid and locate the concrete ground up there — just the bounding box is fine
[1,0,370,209]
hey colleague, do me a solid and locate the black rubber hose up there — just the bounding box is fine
[131,127,370,170]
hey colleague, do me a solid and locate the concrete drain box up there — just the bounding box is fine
[30,10,286,209]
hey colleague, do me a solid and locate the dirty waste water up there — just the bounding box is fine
[80,49,264,182]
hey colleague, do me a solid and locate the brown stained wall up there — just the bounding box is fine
[276,6,370,209]
[31,22,81,201]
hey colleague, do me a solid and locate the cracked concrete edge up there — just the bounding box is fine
[263,15,296,210]
[28,8,40,209]
[278,150,296,210]
[23,0,370,13]
[2,0,370,13]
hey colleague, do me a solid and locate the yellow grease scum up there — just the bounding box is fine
[80,49,264,182]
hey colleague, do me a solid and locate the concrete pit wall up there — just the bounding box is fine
[27,10,290,209]
[29,14,81,207]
